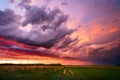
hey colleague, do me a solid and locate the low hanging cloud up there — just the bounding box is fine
[86,38,120,65]
[52,36,120,65]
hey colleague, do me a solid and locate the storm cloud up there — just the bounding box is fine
[21,4,68,31]
[0,8,21,40]
[20,3,71,47]
[53,37,120,65]
[0,0,120,65]
[0,0,72,48]
[0,9,20,26]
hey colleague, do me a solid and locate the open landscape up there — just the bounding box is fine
[0,64,120,80]
[0,0,120,80]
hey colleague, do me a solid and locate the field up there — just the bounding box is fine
[0,65,120,80]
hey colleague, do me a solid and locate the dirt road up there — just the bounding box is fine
[60,68,79,80]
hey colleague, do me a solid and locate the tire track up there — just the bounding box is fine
[60,68,66,80]
[69,69,79,80]
[60,68,79,80]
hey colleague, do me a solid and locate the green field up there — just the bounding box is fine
[0,65,120,80]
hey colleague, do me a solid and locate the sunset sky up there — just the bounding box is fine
[0,0,120,65]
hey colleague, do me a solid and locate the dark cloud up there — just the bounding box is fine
[0,9,21,40]
[90,38,120,65]
[23,27,72,48]
[0,37,58,58]
[54,35,76,48]
[0,2,72,48]
[54,36,120,65]
[83,38,120,65]
[17,3,71,48]
[21,5,68,31]
[22,6,47,26]
[20,0,31,3]
[113,0,120,7]
[0,9,20,26]
[0,44,59,58]
[9,0,31,4]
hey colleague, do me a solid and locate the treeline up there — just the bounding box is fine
[0,63,62,66]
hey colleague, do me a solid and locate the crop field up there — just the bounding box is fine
[0,65,120,80]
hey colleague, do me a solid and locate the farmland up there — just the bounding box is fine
[0,65,120,80]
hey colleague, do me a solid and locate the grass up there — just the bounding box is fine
[0,65,64,80]
[0,65,120,80]
[68,66,120,80]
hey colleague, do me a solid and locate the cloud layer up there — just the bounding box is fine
[0,0,72,48]
[0,0,120,65]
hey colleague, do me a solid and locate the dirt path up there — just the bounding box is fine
[60,68,66,80]
[60,68,79,80]
[69,69,75,76]
[69,69,79,80]
[63,68,67,75]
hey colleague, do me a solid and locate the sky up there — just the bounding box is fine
[0,0,120,65]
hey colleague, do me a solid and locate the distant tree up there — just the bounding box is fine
[48,63,62,66]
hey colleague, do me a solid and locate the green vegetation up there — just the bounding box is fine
[68,66,120,80]
[0,65,120,80]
